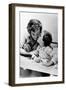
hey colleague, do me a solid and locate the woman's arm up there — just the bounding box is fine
[31,46,40,59]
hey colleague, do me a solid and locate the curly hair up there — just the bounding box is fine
[43,31,52,46]
[27,19,42,34]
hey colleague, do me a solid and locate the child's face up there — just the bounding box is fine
[31,30,41,41]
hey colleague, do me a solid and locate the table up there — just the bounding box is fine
[20,56,58,76]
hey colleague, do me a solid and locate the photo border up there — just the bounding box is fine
[9,3,64,86]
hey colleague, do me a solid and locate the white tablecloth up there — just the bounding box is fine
[20,56,58,76]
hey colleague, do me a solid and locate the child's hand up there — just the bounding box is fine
[31,54,35,60]
[34,57,41,63]
[31,54,41,63]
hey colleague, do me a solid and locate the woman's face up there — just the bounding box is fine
[31,29,41,41]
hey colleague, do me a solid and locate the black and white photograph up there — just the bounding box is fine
[19,12,58,78]
[9,4,64,86]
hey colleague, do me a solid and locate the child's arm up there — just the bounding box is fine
[42,60,54,67]
[42,54,58,67]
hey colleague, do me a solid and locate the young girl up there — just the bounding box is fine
[32,31,58,66]
[22,19,42,52]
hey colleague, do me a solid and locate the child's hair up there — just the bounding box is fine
[27,19,42,34]
[43,31,52,46]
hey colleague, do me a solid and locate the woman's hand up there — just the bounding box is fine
[23,44,31,52]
